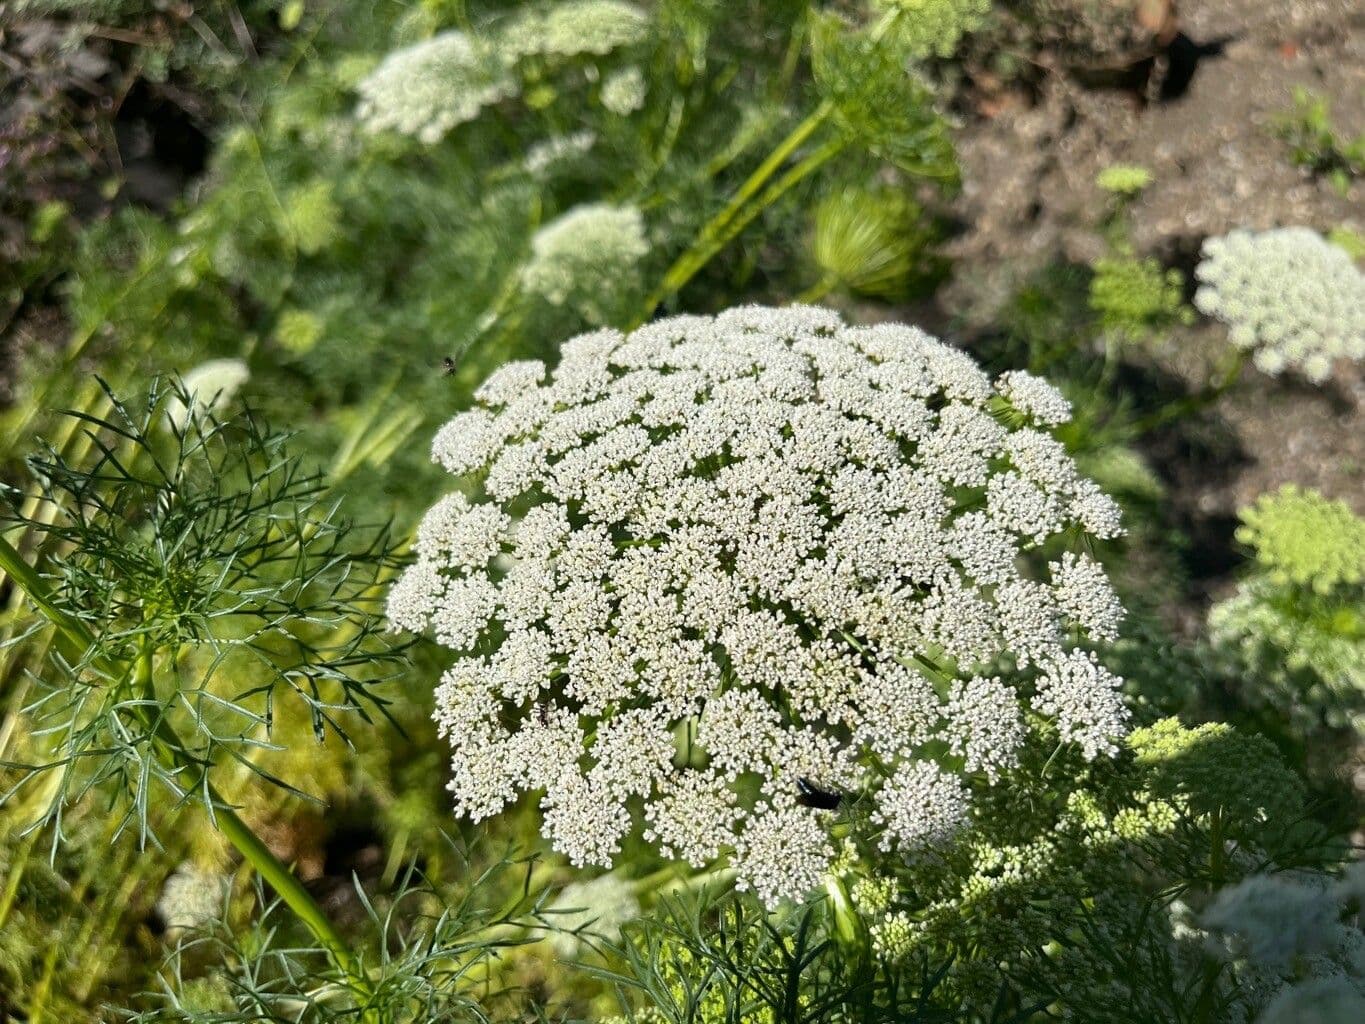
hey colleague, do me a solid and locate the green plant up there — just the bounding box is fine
[1089,249,1192,341]
[833,719,1335,1019]
[1210,487,1365,733]
[600,887,968,1023]
[1272,89,1365,196]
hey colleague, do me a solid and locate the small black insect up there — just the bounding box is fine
[795,777,842,810]
[441,356,457,376]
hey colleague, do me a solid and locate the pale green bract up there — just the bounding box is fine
[166,358,250,430]
[548,872,641,956]
[1194,227,1365,383]
[155,863,230,936]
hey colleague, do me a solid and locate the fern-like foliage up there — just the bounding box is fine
[0,379,406,847]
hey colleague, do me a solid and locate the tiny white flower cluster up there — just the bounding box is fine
[391,305,1128,906]
[524,131,597,175]
[355,30,516,143]
[1194,227,1365,384]
[521,203,649,322]
[501,1,651,60]
[600,65,647,115]
[155,862,229,936]
[166,358,250,431]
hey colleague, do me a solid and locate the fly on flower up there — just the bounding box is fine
[796,777,843,810]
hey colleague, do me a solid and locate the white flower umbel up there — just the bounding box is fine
[355,31,516,143]
[548,872,641,957]
[524,130,597,175]
[1194,227,1365,383]
[391,306,1129,906]
[155,862,229,936]
[500,1,650,60]
[600,65,646,115]
[166,359,250,431]
[520,203,649,323]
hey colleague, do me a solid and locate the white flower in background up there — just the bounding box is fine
[548,872,641,957]
[520,203,649,322]
[355,30,516,143]
[600,65,646,115]
[500,1,651,60]
[390,305,1128,906]
[524,130,597,175]
[156,863,229,936]
[166,358,250,431]
[1194,227,1365,383]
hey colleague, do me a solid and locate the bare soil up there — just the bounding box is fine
[942,0,1365,550]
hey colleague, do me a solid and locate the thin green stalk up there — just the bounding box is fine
[1124,350,1248,438]
[634,5,910,322]
[638,101,835,322]
[0,828,37,929]
[796,273,839,305]
[0,535,373,1005]
[1191,805,1230,1024]
[1208,805,1225,884]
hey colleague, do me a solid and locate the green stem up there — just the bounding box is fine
[796,273,839,305]
[1191,805,1229,1024]
[1124,350,1247,438]
[0,536,372,1003]
[637,101,835,322]
[1208,805,1225,885]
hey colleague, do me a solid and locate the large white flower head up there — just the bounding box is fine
[390,306,1129,906]
[520,203,649,322]
[1194,227,1365,383]
[355,31,516,143]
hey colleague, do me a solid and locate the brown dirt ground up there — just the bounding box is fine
[942,0,1365,530]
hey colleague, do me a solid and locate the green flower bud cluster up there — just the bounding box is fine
[836,720,1307,1010]
[1236,486,1365,593]
[1210,488,1365,731]
[1089,250,1191,339]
